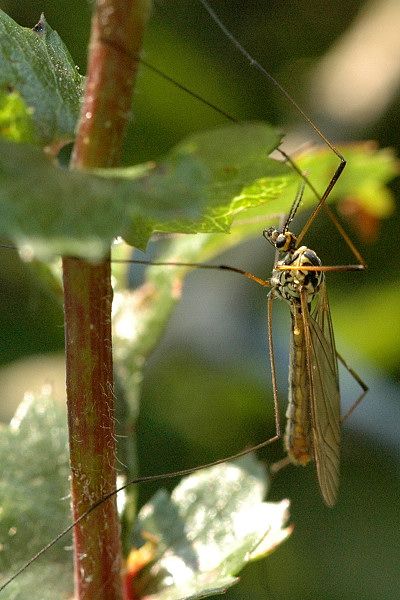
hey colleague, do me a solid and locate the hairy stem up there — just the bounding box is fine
[62,1,152,598]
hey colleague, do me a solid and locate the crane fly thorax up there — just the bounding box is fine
[271,245,324,305]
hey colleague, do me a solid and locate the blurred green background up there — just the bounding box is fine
[0,1,399,599]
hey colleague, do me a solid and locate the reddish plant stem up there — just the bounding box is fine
[63,259,120,599]
[62,2,151,599]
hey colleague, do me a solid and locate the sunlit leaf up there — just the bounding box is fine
[126,456,291,599]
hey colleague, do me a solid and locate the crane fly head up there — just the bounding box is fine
[263,227,297,253]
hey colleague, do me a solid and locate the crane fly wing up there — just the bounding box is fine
[300,283,340,506]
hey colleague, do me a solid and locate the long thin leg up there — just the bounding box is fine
[270,456,291,476]
[337,351,369,423]
[267,291,282,444]
[276,264,365,272]
[197,1,344,159]
[111,257,272,287]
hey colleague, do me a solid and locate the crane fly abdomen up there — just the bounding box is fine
[285,307,313,466]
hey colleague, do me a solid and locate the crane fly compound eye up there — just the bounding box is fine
[275,234,287,249]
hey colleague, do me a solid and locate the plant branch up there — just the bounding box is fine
[62,2,152,599]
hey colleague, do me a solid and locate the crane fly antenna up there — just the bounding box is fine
[283,178,307,232]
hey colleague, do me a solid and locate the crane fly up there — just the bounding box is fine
[271,239,342,507]
[119,171,367,508]
[114,0,370,506]
[264,183,364,507]
[0,0,371,594]
[195,0,369,506]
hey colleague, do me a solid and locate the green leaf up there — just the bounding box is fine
[127,456,291,600]
[0,392,72,599]
[0,123,287,259]
[0,90,38,144]
[0,11,83,148]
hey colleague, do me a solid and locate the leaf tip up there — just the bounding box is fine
[32,14,47,35]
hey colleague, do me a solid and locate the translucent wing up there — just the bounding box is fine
[300,283,340,506]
